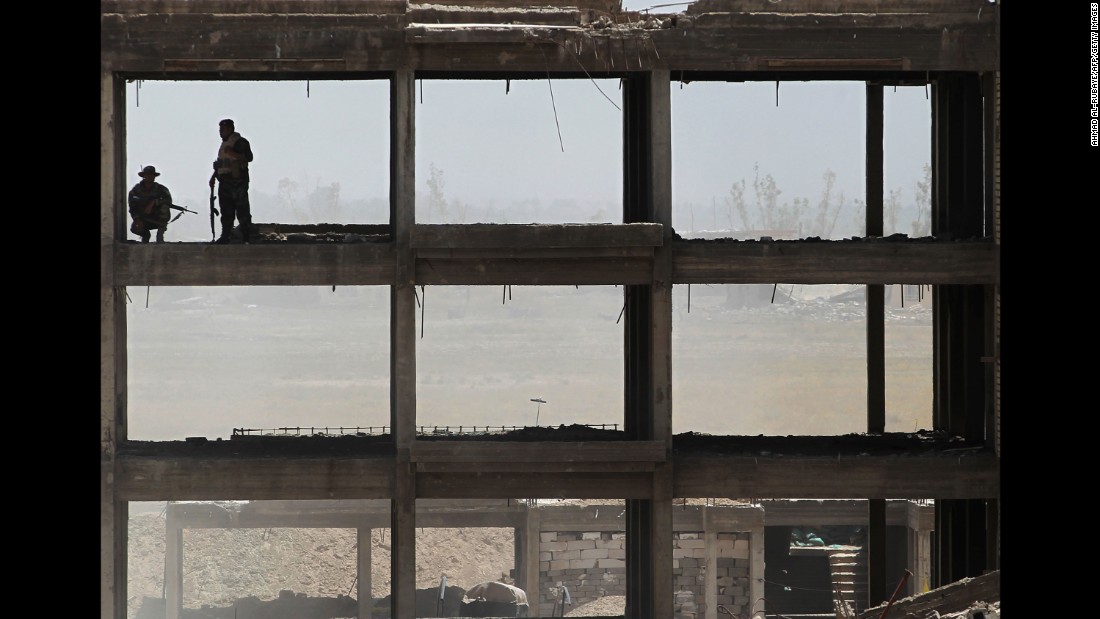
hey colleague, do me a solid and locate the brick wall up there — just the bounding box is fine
[538,531,626,616]
[672,532,751,618]
[537,530,751,618]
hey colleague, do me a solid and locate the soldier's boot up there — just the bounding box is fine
[215,225,233,244]
[140,231,151,243]
[155,229,165,243]
[241,226,251,245]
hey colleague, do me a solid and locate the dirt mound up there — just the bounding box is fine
[564,595,625,616]
[128,509,516,619]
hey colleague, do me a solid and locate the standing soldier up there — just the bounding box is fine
[209,118,255,244]
[128,165,173,243]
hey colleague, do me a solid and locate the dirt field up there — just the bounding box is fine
[128,499,633,619]
[128,507,518,617]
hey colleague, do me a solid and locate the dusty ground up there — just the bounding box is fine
[128,499,637,619]
[127,498,996,619]
[129,507,521,618]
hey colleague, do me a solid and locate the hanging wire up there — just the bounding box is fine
[547,75,564,152]
[547,39,620,111]
[539,50,566,153]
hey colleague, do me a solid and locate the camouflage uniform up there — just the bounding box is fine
[213,129,254,243]
[128,180,173,243]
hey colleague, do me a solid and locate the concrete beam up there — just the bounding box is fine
[116,451,998,500]
[101,1,997,74]
[111,239,995,287]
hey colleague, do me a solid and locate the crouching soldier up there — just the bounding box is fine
[128,165,173,243]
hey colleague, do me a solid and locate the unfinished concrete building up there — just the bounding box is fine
[100,1,1001,618]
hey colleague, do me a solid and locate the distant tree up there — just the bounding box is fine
[810,169,848,239]
[751,164,783,229]
[849,198,866,237]
[722,164,865,238]
[451,197,468,224]
[426,163,448,223]
[277,177,308,223]
[884,187,902,235]
[910,163,932,237]
[726,179,749,230]
[307,180,342,222]
[725,163,795,232]
[782,197,811,236]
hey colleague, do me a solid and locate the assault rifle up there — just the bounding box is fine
[131,203,196,230]
[168,204,198,223]
[209,185,220,242]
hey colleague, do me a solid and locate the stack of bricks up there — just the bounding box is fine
[538,530,751,618]
[713,532,751,616]
[675,532,709,616]
[672,531,752,618]
[538,531,626,616]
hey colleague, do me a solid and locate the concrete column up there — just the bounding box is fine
[649,69,674,619]
[649,67,673,446]
[865,83,888,609]
[915,530,932,595]
[749,526,765,617]
[931,74,991,584]
[704,508,717,619]
[622,69,673,619]
[390,68,418,619]
[906,528,915,596]
[523,505,542,617]
[101,67,127,619]
[868,499,886,606]
[357,526,372,619]
[165,513,183,619]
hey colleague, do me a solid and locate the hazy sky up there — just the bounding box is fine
[124,76,930,240]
